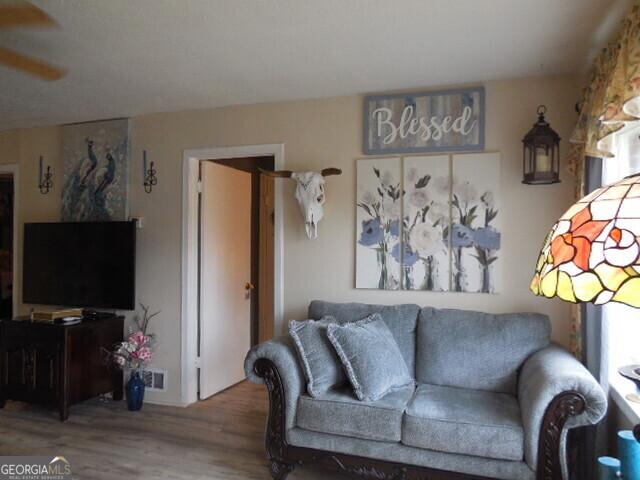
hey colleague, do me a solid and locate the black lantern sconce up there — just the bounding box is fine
[522,105,561,185]
[143,150,157,193]
[38,155,53,194]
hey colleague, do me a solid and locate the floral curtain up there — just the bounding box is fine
[569,4,640,171]
[567,3,640,358]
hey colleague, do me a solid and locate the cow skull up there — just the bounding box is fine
[260,167,342,239]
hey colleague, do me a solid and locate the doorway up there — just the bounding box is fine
[179,143,284,405]
[198,156,274,399]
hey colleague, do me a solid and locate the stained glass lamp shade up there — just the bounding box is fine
[531,173,640,307]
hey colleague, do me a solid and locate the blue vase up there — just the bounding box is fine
[126,371,145,411]
[598,456,621,480]
[619,430,640,480]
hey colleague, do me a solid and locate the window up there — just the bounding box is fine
[603,123,640,420]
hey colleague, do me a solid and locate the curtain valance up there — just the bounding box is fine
[569,4,640,172]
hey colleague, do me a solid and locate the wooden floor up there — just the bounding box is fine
[0,381,347,479]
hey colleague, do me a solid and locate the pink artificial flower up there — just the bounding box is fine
[137,347,152,362]
[114,355,125,366]
[128,331,146,346]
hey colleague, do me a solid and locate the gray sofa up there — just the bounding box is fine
[244,301,607,480]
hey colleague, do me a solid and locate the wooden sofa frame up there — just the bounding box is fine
[254,358,586,480]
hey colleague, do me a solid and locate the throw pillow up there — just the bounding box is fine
[289,316,345,397]
[327,313,414,401]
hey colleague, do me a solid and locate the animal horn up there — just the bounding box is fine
[321,168,342,177]
[259,168,294,178]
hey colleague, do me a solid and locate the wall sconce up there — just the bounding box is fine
[143,150,157,193]
[522,105,561,185]
[38,155,53,194]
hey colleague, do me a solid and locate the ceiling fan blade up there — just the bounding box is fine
[0,46,65,80]
[0,3,56,28]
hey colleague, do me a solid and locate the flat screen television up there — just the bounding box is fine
[23,221,136,310]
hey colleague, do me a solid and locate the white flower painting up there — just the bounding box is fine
[402,156,450,291]
[356,158,402,290]
[356,152,501,293]
[451,152,502,293]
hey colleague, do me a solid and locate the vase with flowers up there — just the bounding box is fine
[107,303,159,411]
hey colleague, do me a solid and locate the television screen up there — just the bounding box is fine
[23,221,136,310]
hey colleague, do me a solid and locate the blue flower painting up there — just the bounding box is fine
[451,224,475,248]
[356,153,501,293]
[356,158,402,290]
[402,155,450,291]
[61,119,130,222]
[451,152,502,293]
[359,218,384,246]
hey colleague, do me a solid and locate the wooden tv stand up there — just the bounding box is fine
[0,315,124,421]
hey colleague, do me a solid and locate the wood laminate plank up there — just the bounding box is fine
[0,381,345,479]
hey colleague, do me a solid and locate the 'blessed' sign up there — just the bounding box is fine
[363,87,485,155]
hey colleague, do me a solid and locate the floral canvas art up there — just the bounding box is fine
[451,153,501,293]
[355,153,501,292]
[61,118,130,221]
[356,158,402,289]
[402,156,450,291]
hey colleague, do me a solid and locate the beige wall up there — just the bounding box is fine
[0,74,580,405]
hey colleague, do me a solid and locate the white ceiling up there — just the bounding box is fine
[0,0,623,131]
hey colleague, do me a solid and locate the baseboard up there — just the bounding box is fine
[143,398,190,408]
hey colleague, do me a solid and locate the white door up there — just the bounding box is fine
[199,161,252,399]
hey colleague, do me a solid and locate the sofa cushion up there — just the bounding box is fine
[327,314,414,401]
[296,384,415,442]
[289,316,345,397]
[416,307,550,394]
[308,301,420,375]
[402,383,524,461]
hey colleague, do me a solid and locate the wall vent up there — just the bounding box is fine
[141,367,167,392]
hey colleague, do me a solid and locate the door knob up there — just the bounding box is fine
[245,282,255,291]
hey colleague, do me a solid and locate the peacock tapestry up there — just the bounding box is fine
[61,119,130,222]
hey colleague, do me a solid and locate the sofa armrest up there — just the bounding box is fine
[518,344,607,476]
[244,335,305,432]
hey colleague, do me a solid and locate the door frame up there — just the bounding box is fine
[0,164,19,319]
[181,144,284,405]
